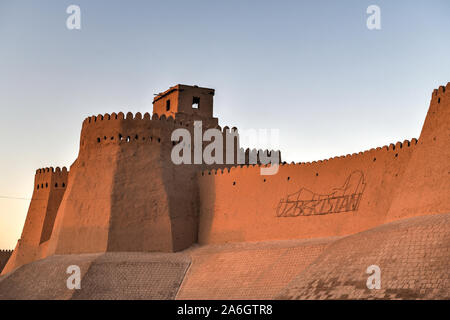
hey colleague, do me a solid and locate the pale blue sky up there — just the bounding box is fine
[0,0,449,248]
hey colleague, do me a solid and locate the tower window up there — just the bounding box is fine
[192,97,200,109]
[166,99,171,111]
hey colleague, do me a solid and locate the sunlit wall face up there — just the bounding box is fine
[0,0,449,249]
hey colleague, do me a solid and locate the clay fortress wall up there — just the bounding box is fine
[1,83,449,275]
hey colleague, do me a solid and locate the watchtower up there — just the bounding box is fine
[152,84,218,127]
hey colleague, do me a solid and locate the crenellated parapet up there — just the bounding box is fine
[199,139,417,177]
[78,111,279,169]
[79,112,193,151]
[34,167,69,191]
[431,82,450,103]
[0,249,13,256]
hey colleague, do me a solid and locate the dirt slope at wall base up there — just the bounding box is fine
[0,213,448,300]
[277,213,450,300]
[0,252,190,300]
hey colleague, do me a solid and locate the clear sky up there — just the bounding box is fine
[0,0,449,249]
